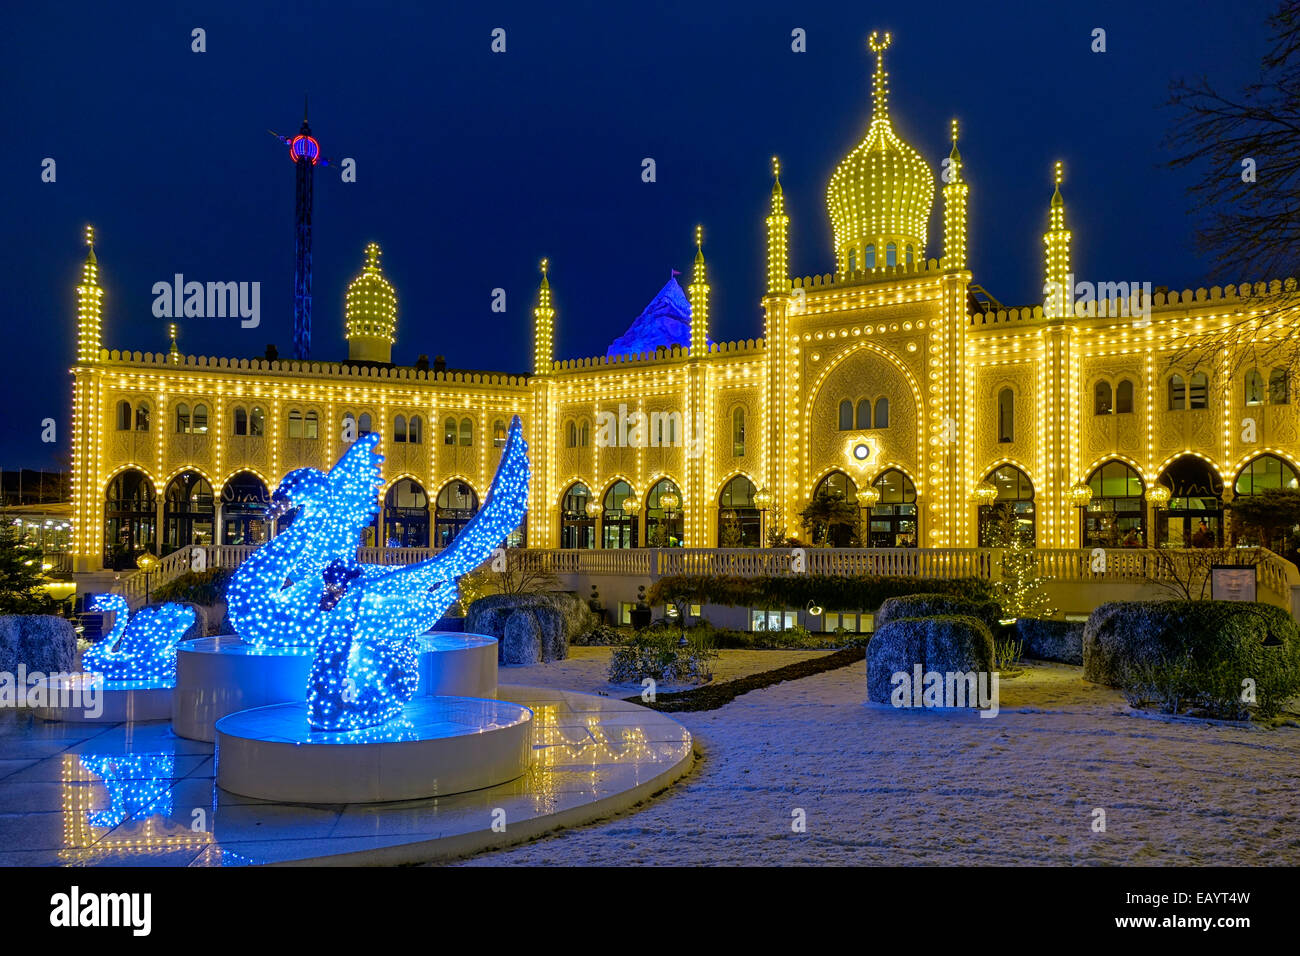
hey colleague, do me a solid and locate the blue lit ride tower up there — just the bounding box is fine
[271,100,327,360]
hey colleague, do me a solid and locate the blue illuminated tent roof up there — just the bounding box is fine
[605,276,705,359]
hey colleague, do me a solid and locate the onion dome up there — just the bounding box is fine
[345,243,397,364]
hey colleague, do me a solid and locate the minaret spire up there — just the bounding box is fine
[1043,160,1072,318]
[76,225,103,364]
[942,118,969,270]
[766,156,790,294]
[533,258,555,375]
[688,225,710,355]
[868,30,893,124]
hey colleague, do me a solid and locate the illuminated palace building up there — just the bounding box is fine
[69,33,1300,574]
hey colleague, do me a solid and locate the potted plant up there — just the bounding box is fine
[588,585,606,625]
[629,585,653,631]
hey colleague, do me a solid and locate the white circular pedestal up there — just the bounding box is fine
[173,632,498,742]
[30,675,173,723]
[215,696,534,803]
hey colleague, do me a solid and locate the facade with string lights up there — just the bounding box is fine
[67,33,1300,573]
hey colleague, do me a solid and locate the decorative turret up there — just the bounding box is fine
[344,242,397,364]
[942,119,968,271]
[826,31,934,275]
[168,323,180,362]
[1043,161,1072,318]
[533,258,554,376]
[76,225,103,364]
[766,157,790,294]
[688,225,709,355]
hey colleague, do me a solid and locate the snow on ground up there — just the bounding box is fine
[456,658,1300,866]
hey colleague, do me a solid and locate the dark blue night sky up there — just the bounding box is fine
[0,0,1277,468]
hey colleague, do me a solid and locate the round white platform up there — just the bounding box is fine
[215,696,534,803]
[173,632,498,742]
[30,674,173,723]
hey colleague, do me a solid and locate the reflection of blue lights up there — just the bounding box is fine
[79,754,175,829]
[81,595,194,684]
[306,417,530,731]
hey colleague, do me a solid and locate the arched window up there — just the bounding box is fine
[1094,381,1113,415]
[874,397,890,428]
[838,399,853,431]
[1083,460,1145,548]
[978,465,1035,547]
[408,415,422,444]
[249,406,264,437]
[134,403,150,432]
[848,248,857,273]
[885,243,897,267]
[1269,368,1289,405]
[717,475,760,547]
[494,419,507,448]
[162,472,214,555]
[560,482,595,549]
[103,470,156,569]
[288,409,303,439]
[385,479,430,548]
[393,414,407,443]
[645,478,683,547]
[191,404,208,433]
[434,481,478,547]
[1168,374,1186,411]
[233,407,248,436]
[1245,369,1264,405]
[997,388,1014,443]
[175,403,191,434]
[1234,454,1300,496]
[1116,379,1134,414]
[443,417,456,445]
[1189,371,1209,409]
[579,420,590,447]
[220,472,271,546]
[459,418,473,446]
[856,399,872,430]
[566,421,578,448]
[732,407,745,457]
[116,401,132,431]
[905,245,914,267]
[358,413,372,436]
[602,480,638,548]
[867,469,917,547]
[864,244,875,269]
[808,471,859,547]
[1154,455,1224,548]
[342,412,357,442]
[304,410,318,439]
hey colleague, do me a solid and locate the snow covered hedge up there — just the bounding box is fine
[465,592,595,665]
[0,614,77,674]
[866,614,995,705]
[1017,619,1084,665]
[1083,600,1300,718]
[874,593,1004,633]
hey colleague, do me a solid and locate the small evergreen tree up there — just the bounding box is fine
[0,510,57,614]
[987,502,1056,620]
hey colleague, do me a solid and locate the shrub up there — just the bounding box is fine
[1016,618,1084,664]
[572,623,624,646]
[1083,600,1300,718]
[865,614,995,705]
[151,568,232,606]
[607,632,716,685]
[874,593,1004,632]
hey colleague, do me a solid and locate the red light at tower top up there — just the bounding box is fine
[289,134,320,165]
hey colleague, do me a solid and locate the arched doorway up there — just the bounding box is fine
[560,482,595,549]
[220,472,272,546]
[806,471,859,547]
[433,481,478,548]
[1231,454,1300,553]
[103,470,155,569]
[867,469,918,547]
[601,480,638,549]
[645,478,683,547]
[1153,456,1224,547]
[978,465,1035,547]
[1082,460,1145,547]
[718,475,760,547]
[162,472,215,555]
[384,479,430,548]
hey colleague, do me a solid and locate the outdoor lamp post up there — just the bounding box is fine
[1147,484,1171,548]
[136,552,158,604]
[585,500,601,548]
[658,490,681,548]
[754,487,773,546]
[1068,482,1094,547]
[621,494,641,547]
[857,484,881,548]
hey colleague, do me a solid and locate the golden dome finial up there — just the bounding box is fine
[771,155,781,180]
[1054,160,1064,186]
[540,257,549,276]
[695,224,703,248]
[84,224,95,248]
[868,31,892,120]
[951,118,959,145]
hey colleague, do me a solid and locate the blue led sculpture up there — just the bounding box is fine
[305,415,530,731]
[79,753,177,830]
[80,594,196,684]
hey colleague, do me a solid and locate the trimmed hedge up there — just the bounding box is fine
[1083,600,1300,718]
[866,614,995,705]
[875,593,1004,633]
[647,573,995,612]
[1017,618,1084,665]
